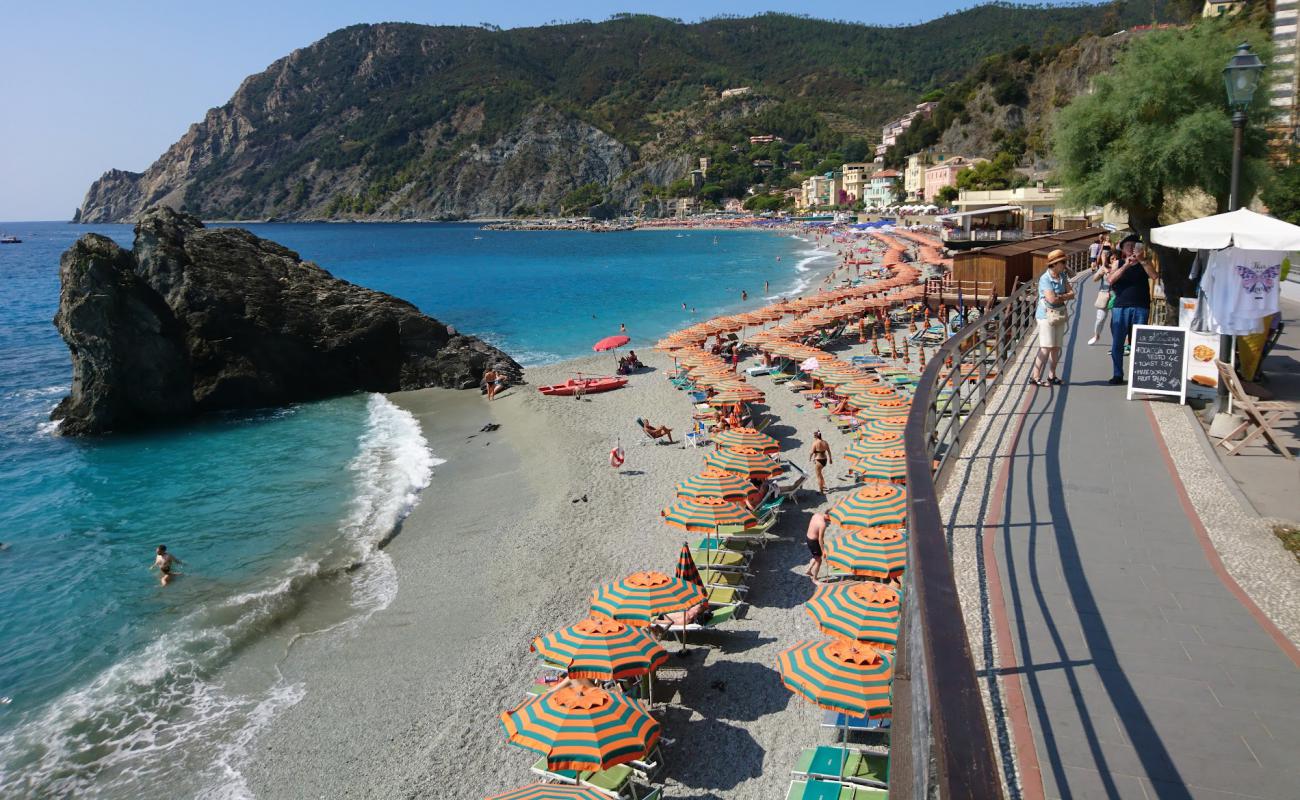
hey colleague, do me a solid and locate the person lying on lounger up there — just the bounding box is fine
[654,600,711,627]
[828,396,851,415]
[641,419,675,443]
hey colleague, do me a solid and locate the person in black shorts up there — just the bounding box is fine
[805,512,828,583]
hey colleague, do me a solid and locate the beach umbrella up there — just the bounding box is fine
[531,616,669,681]
[806,582,899,650]
[854,448,908,483]
[805,583,901,648]
[662,495,757,533]
[707,389,764,405]
[712,427,780,454]
[704,446,783,480]
[855,399,911,420]
[675,468,753,502]
[675,542,704,588]
[485,785,606,800]
[842,433,904,464]
[593,335,631,352]
[591,570,706,626]
[824,531,909,580]
[500,683,660,772]
[857,416,910,437]
[777,638,894,718]
[828,484,907,530]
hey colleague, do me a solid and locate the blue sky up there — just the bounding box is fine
[0,1,1099,220]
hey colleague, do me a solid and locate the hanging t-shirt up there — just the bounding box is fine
[1199,248,1284,335]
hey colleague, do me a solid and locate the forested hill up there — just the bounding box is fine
[76,3,1189,222]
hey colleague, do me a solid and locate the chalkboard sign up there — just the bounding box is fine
[1127,324,1187,403]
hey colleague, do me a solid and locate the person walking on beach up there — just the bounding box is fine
[1107,237,1157,385]
[810,431,832,494]
[805,511,828,583]
[1030,249,1073,387]
[151,545,183,586]
[478,372,496,403]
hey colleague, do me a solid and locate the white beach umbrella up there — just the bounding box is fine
[1149,208,1300,251]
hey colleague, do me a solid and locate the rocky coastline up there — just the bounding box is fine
[52,207,522,435]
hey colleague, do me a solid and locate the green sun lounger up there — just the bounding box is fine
[785,778,888,799]
[529,758,639,798]
[698,568,747,589]
[792,745,888,788]
[688,547,750,570]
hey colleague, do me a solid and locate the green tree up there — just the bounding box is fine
[954,152,1026,190]
[1053,23,1271,297]
[935,185,959,205]
[1261,159,1300,225]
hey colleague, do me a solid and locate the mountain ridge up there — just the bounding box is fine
[75,5,1184,223]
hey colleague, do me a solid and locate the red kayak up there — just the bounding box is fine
[538,376,628,396]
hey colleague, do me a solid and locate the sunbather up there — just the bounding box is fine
[641,419,675,444]
[654,600,710,628]
[828,396,851,415]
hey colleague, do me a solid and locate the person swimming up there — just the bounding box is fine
[151,544,183,586]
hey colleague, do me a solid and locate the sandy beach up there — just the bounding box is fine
[242,241,904,798]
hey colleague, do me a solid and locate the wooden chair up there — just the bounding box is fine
[1214,361,1295,460]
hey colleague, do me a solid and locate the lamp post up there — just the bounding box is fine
[1223,42,1264,211]
[1209,43,1265,425]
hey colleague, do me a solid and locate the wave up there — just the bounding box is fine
[0,394,437,798]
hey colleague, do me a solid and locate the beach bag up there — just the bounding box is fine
[1046,305,1069,325]
[1094,287,1111,310]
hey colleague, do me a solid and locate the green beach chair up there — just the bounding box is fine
[785,778,888,800]
[792,745,889,788]
[698,568,747,589]
[528,758,644,798]
[688,547,751,570]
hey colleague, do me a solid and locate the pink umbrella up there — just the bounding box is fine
[593,335,631,352]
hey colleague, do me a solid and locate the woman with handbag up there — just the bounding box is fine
[1030,249,1075,387]
[1088,244,1115,346]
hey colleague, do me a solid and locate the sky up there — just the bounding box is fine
[0,1,1099,221]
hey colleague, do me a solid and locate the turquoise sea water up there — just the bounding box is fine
[0,221,829,796]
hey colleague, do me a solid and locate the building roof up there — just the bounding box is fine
[873,170,901,178]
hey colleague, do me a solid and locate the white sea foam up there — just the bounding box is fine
[0,394,438,799]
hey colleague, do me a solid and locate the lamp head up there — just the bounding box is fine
[1223,42,1265,110]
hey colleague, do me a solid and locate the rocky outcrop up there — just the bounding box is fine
[52,207,522,435]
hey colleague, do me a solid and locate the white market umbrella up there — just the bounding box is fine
[800,357,820,372]
[1149,208,1300,251]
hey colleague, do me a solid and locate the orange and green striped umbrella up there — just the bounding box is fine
[843,433,904,464]
[500,683,661,772]
[857,416,910,437]
[804,582,901,648]
[855,398,911,419]
[485,785,606,800]
[704,446,782,480]
[708,389,763,405]
[712,427,780,453]
[591,571,706,627]
[675,468,753,502]
[854,448,909,483]
[662,495,757,532]
[777,638,894,718]
[675,542,704,588]
[532,616,669,681]
[828,484,907,530]
[824,531,909,579]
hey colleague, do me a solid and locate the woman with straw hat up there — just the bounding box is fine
[1030,249,1075,387]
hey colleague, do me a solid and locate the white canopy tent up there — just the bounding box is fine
[1149,208,1300,251]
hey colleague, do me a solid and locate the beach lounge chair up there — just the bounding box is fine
[785,779,887,799]
[698,568,747,589]
[820,710,892,735]
[791,745,889,788]
[772,473,807,507]
[1215,360,1295,459]
[688,547,751,571]
[635,418,673,446]
[655,601,738,639]
[685,420,710,449]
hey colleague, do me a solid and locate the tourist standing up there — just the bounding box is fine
[1088,233,1106,267]
[810,430,832,494]
[805,511,828,583]
[1088,244,1115,346]
[483,367,499,401]
[1030,249,1074,387]
[1106,237,1157,385]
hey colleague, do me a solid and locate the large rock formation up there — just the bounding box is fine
[52,207,522,435]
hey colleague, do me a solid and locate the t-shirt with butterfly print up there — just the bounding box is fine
[1200,248,1284,335]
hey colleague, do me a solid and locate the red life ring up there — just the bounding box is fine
[609,446,625,468]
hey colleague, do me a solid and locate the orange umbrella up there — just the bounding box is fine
[662,496,758,532]
[828,483,907,530]
[675,468,754,502]
[532,617,669,680]
[712,427,780,453]
[500,683,660,772]
[704,446,783,480]
[590,571,706,626]
[777,638,893,718]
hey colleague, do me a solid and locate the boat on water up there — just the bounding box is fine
[0,235,22,244]
[537,376,628,396]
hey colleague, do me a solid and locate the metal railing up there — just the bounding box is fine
[941,228,1027,243]
[892,250,1091,798]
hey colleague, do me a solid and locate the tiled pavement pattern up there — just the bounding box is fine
[941,281,1300,800]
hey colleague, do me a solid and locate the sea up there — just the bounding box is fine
[0,220,834,797]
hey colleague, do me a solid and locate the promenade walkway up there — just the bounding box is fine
[942,281,1300,800]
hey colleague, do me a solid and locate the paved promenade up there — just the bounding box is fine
[944,282,1300,800]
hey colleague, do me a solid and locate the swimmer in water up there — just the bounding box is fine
[151,544,183,586]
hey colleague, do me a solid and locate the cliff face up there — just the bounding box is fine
[52,207,522,435]
[74,9,1170,222]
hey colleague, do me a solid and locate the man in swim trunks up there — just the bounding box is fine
[151,545,183,586]
[805,512,828,583]
[810,430,832,494]
[483,368,499,401]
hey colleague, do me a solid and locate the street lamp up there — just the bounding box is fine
[1223,42,1264,211]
